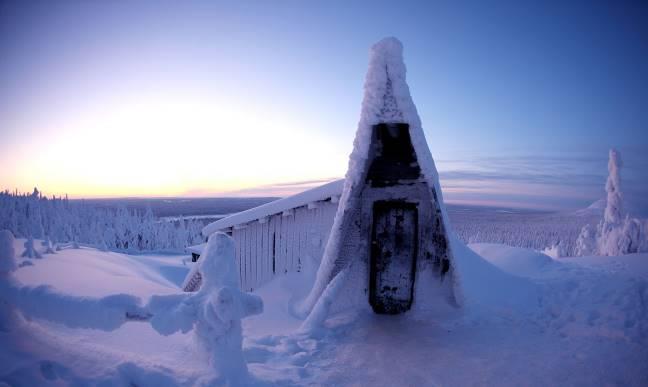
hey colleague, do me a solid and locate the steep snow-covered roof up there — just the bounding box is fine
[300,37,460,319]
[202,179,343,236]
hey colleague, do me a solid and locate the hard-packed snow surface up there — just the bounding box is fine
[1,237,647,386]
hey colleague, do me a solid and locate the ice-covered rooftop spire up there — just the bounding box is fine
[361,37,415,124]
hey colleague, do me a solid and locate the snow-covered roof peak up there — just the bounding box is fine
[370,37,404,64]
[363,37,411,124]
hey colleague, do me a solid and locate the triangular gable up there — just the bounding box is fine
[299,38,462,323]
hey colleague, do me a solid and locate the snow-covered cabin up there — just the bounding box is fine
[300,37,456,319]
[184,37,458,319]
[182,180,343,292]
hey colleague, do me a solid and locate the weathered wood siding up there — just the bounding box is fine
[228,199,338,291]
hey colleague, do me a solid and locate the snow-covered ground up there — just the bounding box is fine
[2,239,647,386]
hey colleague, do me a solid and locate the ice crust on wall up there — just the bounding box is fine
[300,37,466,322]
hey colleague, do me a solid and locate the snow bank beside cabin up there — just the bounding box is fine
[450,238,540,316]
[473,243,648,343]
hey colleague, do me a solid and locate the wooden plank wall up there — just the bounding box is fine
[230,200,338,291]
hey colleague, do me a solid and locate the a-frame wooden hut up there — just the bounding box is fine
[300,37,458,320]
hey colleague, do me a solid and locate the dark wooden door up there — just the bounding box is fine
[369,201,418,314]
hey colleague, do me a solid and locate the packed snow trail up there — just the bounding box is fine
[290,311,647,386]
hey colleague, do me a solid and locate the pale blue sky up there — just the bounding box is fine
[1,1,647,212]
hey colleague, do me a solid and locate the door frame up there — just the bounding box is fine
[368,200,419,314]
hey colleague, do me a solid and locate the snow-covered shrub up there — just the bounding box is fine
[619,216,642,254]
[41,237,56,254]
[642,220,648,252]
[147,233,263,384]
[21,235,42,259]
[574,223,596,256]
[542,242,566,259]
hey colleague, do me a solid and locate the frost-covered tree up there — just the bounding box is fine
[575,149,646,256]
[41,236,56,254]
[147,233,263,384]
[21,235,42,259]
[574,223,596,256]
[0,189,205,253]
[543,241,566,259]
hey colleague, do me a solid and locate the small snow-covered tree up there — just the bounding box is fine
[575,149,646,256]
[147,232,263,384]
[543,240,566,259]
[41,236,56,254]
[574,223,596,256]
[619,216,642,254]
[596,149,639,255]
[21,235,42,259]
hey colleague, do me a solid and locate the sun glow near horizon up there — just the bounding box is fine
[1,91,349,198]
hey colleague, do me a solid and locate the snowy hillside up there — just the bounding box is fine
[1,239,647,386]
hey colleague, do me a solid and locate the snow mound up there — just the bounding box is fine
[470,243,557,278]
[451,238,540,316]
[472,243,648,344]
